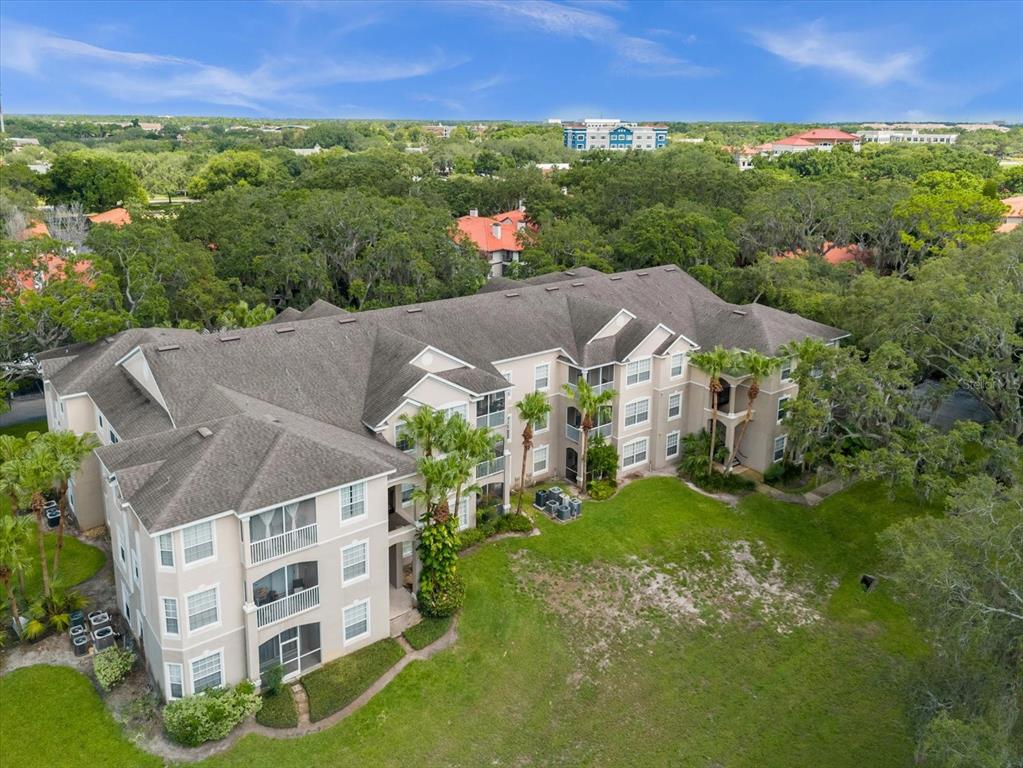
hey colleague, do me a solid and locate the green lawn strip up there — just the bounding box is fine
[402,615,452,650]
[300,638,405,723]
[0,418,48,439]
[0,665,162,768]
[255,687,298,729]
[20,532,107,598]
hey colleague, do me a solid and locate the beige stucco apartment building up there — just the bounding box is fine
[39,265,844,701]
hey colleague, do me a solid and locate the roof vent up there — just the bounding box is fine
[196,427,213,439]
[406,307,423,314]
[274,326,295,334]
[219,333,240,342]
[609,276,623,281]
[338,316,357,324]
[663,266,677,272]
[731,309,747,316]
[545,286,560,292]
[571,281,584,287]
[564,270,576,276]
[504,292,520,297]
[637,271,649,276]
[156,344,180,352]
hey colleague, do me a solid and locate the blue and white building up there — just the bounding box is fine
[563,119,669,151]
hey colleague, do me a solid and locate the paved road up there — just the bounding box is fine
[0,395,46,428]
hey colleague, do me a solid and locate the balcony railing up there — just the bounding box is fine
[565,424,580,443]
[256,585,320,628]
[476,456,505,478]
[249,524,318,565]
[591,381,614,395]
[476,411,505,430]
[593,422,612,439]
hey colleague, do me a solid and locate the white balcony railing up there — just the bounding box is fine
[256,585,320,628]
[592,381,614,395]
[593,422,612,439]
[565,424,580,443]
[249,524,318,565]
[476,410,505,430]
[476,456,505,478]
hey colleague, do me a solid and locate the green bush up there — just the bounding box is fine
[417,572,465,618]
[163,681,262,746]
[682,468,754,494]
[301,638,405,722]
[494,513,533,534]
[587,433,619,484]
[764,461,801,486]
[588,479,616,500]
[403,615,452,650]
[93,647,136,691]
[261,663,284,696]
[255,686,298,729]
[456,527,486,551]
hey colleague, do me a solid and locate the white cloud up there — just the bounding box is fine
[750,20,922,86]
[468,73,512,92]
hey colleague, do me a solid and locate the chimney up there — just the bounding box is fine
[491,222,502,239]
[517,198,525,212]
[469,208,478,217]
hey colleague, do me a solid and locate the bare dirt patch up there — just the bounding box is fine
[512,539,823,670]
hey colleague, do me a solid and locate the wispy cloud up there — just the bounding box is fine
[414,94,465,113]
[0,20,464,111]
[750,20,922,86]
[464,1,713,77]
[468,73,512,92]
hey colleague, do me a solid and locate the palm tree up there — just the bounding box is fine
[562,379,615,494]
[4,444,55,598]
[514,391,551,518]
[399,406,448,458]
[690,346,738,473]
[0,515,33,635]
[39,432,99,578]
[726,351,781,472]
[411,455,461,523]
[443,417,496,525]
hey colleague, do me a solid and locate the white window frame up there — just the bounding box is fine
[400,482,414,508]
[780,359,793,381]
[532,444,549,475]
[533,409,549,435]
[185,585,220,634]
[458,497,470,531]
[533,363,550,391]
[165,662,184,700]
[670,352,685,379]
[625,358,651,387]
[340,480,368,523]
[777,396,790,425]
[182,521,216,566]
[341,539,369,585]
[161,597,180,637]
[117,524,127,565]
[666,431,681,459]
[622,437,649,468]
[343,599,371,645]
[157,533,174,569]
[189,650,224,695]
[624,397,650,429]
[773,435,787,463]
[131,549,141,587]
[667,392,682,420]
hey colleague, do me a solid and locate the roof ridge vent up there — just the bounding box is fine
[338,316,357,324]
[504,292,520,297]
[609,276,623,281]
[274,326,295,334]
[564,270,576,276]
[663,266,677,272]
[196,426,213,438]
[731,309,747,316]
[219,333,241,342]
[637,271,649,276]
[156,344,180,352]
[406,307,424,314]
[571,281,584,287]
[545,286,560,292]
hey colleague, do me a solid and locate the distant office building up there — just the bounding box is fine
[563,119,669,151]
[857,129,957,145]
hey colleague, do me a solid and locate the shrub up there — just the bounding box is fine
[494,513,533,534]
[417,571,465,618]
[456,527,486,551]
[255,686,298,729]
[301,638,405,722]
[163,681,262,746]
[587,433,619,484]
[587,479,616,500]
[764,461,801,486]
[93,647,136,691]
[403,615,452,650]
[261,663,284,696]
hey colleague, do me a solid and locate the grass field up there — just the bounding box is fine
[0,418,48,439]
[0,479,930,768]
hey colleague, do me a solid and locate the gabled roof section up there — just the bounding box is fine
[269,306,304,324]
[300,299,349,320]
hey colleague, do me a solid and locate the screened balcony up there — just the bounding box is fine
[254,561,319,628]
[249,499,317,565]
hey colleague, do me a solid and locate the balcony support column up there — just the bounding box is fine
[242,602,260,685]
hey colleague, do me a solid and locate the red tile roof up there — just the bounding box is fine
[796,128,860,142]
[17,220,51,240]
[776,241,871,266]
[996,195,1023,233]
[5,253,92,293]
[87,207,132,227]
[774,136,816,146]
[454,209,526,253]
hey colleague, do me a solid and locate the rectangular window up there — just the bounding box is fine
[626,358,651,386]
[624,399,649,428]
[341,541,368,583]
[162,598,179,635]
[534,363,549,391]
[780,360,793,381]
[533,444,549,474]
[191,652,222,693]
[395,425,414,452]
[158,533,174,567]
[458,497,469,531]
[533,410,549,434]
[187,587,219,632]
[401,483,414,507]
[777,396,790,424]
[443,404,468,422]
[110,431,119,444]
[166,663,183,699]
[343,600,369,643]
[667,392,682,419]
[118,526,126,564]
[666,432,680,458]
[622,438,649,468]
[670,353,685,378]
[773,435,787,463]
[131,550,141,585]
[182,521,214,563]
[341,481,367,522]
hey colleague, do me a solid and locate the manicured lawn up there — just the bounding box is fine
[403,615,452,650]
[0,418,48,438]
[300,638,405,723]
[21,532,107,598]
[255,687,298,729]
[0,479,931,767]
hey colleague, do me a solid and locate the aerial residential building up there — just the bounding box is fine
[996,196,1023,233]
[40,265,845,702]
[856,129,957,145]
[421,123,454,139]
[454,207,530,277]
[563,119,669,151]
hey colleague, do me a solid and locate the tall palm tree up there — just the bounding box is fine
[0,514,33,634]
[443,417,496,525]
[514,391,551,518]
[562,379,615,494]
[411,455,462,524]
[39,431,99,578]
[399,406,448,458]
[726,351,781,472]
[5,443,55,598]
[690,346,738,473]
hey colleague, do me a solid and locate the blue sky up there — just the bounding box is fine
[2,0,1021,122]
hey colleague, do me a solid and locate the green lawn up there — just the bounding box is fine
[0,479,930,767]
[403,615,452,650]
[0,418,48,439]
[20,532,107,599]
